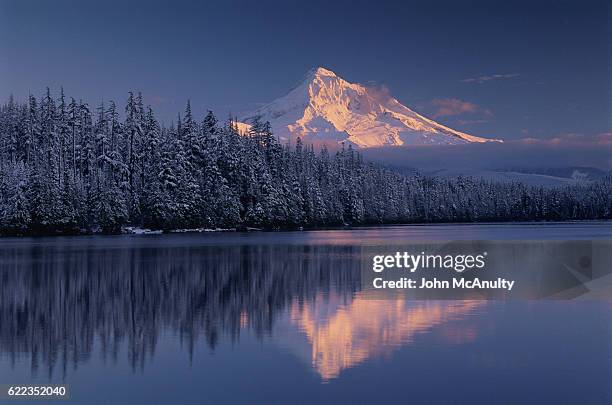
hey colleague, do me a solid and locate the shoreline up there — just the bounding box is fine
[1,219,609,239]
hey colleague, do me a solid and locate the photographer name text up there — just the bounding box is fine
[371,252,515,291]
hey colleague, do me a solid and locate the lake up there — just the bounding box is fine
[0,222,610,404]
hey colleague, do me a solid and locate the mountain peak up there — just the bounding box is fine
[306,66,338,81]
[241,68,501,148]
[308,66,338,79]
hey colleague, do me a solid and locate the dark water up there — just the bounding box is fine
[0,223,610,404]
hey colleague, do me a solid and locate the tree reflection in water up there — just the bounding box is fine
[0,238,483,380]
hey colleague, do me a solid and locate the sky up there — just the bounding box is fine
[0,0,610,143]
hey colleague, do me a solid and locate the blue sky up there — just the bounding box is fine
[0,0,609,141]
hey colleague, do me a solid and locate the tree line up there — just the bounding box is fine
[0,89,610,235]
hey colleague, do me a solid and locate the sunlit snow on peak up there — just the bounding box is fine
[308,66,338,78]
[241,68,501,148]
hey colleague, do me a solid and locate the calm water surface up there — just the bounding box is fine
[0,222,610,404]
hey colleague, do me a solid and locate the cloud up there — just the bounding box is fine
[150,95,166,105]
[517,132,612,146]
[457,119,489,125]
[361,132,612,172]
[363,82,394,104]
[462,73,520,84]
[429,98,481,118]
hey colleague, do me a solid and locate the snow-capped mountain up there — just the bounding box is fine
[240,67,500,148]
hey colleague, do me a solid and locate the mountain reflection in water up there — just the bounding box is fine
[286,294,483,380]
[0,236,485,381]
